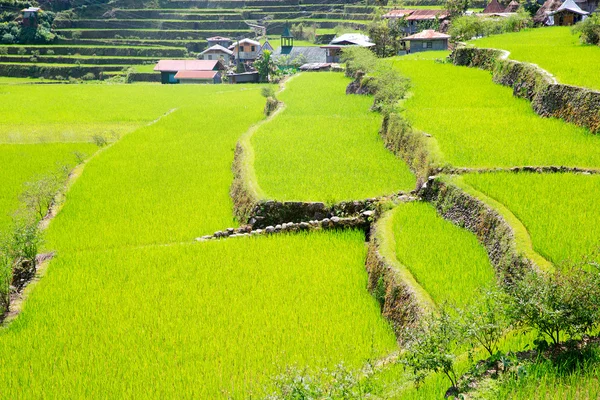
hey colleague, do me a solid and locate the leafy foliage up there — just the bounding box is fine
[402,308,465,388]
[254,50,277,83]
[573,13,600,45]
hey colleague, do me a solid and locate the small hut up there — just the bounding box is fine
[534,0,563,24]
[548,0,589,25]
[21,7,40,27]
[403,30,450,53]
[483,0,506,13]
[504,0,521,12]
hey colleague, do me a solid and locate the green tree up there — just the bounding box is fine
[445,0,470,18]
[253,50,277,83]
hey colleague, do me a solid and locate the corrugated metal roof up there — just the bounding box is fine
[154,60,223,72]
[272,46,327,64]
[330,33,374,46]
[405,9,449,20]
[228,38,261,49]
[174,70,218,79]
[207,36,231,41]
[383,9,415,18]
[200,44,234,56]
[404,29,451,40]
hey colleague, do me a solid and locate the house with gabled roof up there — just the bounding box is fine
[383,9,450,34]
[548,0,589,25]
[403,29,451,53]
[199,45,234,64]
[154,59,225,84]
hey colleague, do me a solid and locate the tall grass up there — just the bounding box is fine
[252,72,416,202]
[463,172,600,264]
[391,202,496,308]
[0,143,96,229]
[0,83,243,143]
[0,231,397,398]
[472,27,600,91]
[44,87,265,252]
[392,55,600,168]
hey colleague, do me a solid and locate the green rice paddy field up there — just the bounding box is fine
[0,79,406,398]
[252,73,416,202]
[2,34,600,397]
[463,172,600,265]
[471,27,600,91]
[393,52,600,169]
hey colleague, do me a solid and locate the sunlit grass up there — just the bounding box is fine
[471,27,600,91]
[0,143,96,229]
[252,72,415,202]
[44,86,265,252]
[0,231,397,398]
[391,201,496,308]
[0,83,243,143]
[392,57,600,168]
[463,172,600,264]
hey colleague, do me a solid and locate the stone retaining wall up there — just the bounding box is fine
[420,177,534,281]
[365,233,427,339]
[451,46,600,134]
[196,213,372,241]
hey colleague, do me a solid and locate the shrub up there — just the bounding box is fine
[82,72,96,81]
[1,33,15,44]
[401,308,465,389]
[370,65,410,115]
[341,46,377,77]
[0,46,7,55]
[46,49,54,55]
[92,134,108,147]
[19,168,68,221]
[17,46,26,55]
[502,265,600,345]
[573,14,600,45]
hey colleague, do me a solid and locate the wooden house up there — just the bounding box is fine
[153,60,225,84]
[383,9,449,34]
[199,45,234,64]
[228,38,261,63]
[206,36,232,48]
[403,30,450,53]
[21,7,40,27]
[548,0,589,25]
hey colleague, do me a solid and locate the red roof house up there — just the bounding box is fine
[154,59,225,84]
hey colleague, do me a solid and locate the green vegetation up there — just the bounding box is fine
[471,27,600,91]
[0,144,94,229]
[0,84,207,143]
[252,72,415,202]
[0,231,397,398]
[463,172,600,264]
[393,54,600,168]
[391,201,495,308]
[45,87,264,252]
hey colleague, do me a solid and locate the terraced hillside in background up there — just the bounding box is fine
[0,0,375,81]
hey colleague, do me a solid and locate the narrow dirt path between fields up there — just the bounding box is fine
[1,107,178,328]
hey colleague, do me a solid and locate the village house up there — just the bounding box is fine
[21,7,40,27]
[383,9,450,34]
[174,70,222,84]
[257,40,274,57]
[228,38,261,63]
[206,36,232,48]
[154,59,225,84]
[403,29,450,53]
[320,33,375,63]
[272,28,327,67]
[199,45,234,64]
[548,0,589,25]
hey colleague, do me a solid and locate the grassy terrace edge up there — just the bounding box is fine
[365,206,436,336]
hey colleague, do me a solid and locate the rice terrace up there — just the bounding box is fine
[1,0,600,397]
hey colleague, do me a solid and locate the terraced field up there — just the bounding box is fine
[393,52,600,168]
[471,27,600,91]
[252,73,416,202]
[0,0,372,80]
